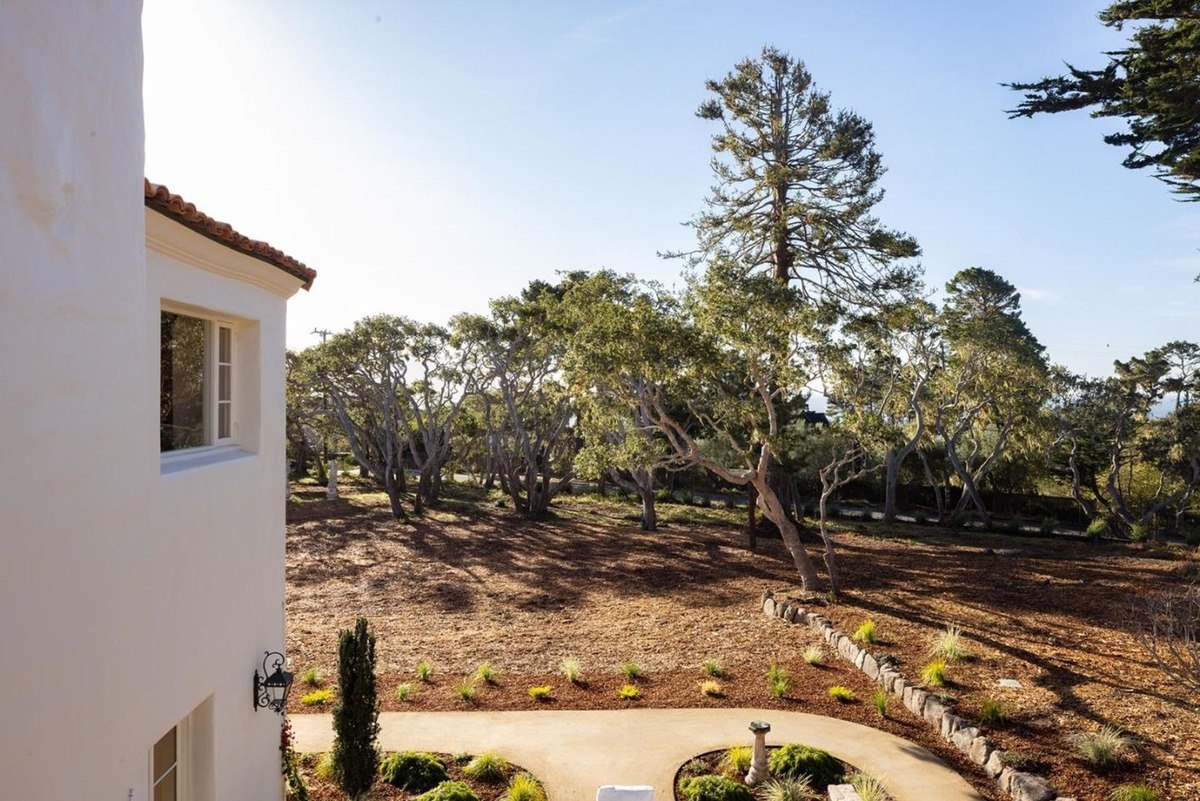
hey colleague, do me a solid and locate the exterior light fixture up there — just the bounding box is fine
[253,651,294,714]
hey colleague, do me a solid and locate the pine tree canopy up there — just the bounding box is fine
[1007,1,1200,200]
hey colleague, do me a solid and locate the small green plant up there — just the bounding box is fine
[929,624,968,661]
[767,743,845,786]
[1109,784,1163,801]
[766,663,790,697]
[828,685,856,703]
[758,777,818,801]
[396,682,414,702]
[561,657,582,684]
[504,772,547,801]
[1039,517,1059,534]
[679,758,708,779]
[301,667,324,687]
[314,751,335,780]
[474,662,499,685]
[978,697,1007,727]
[454,679,477,703]
[380,751,450,793]
[416,661,434,682]
[618,683,640,700]
[1072,725,1133,765]
[527,685,553,701]
[1129,522,1150,542]
[852,619,877,643]
[677,775,754,801]
[718,745,752,776]
[872,688,889,718]
[1003,751,1042,770]
[453,753,473,765]
[700,679,723,697]
[462,750,510,782]
[702,657,725,677]
[847,771,889,801]
[921,659,948,687]
[1087,518,1111,540]
[802,645,824,666]
[765,662,786,683]
[412,780,480,801]
[620,662,643,680]
[300,688,333,706]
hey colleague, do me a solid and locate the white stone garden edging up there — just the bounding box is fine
[761,591,1059,801]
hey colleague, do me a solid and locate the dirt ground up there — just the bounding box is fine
[286,483,1200,801]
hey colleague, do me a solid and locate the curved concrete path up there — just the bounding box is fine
[291,709,984,801]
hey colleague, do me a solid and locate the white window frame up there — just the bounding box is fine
[149,718,190,801]
[160,302,238,463]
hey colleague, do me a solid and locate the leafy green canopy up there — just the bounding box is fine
[1008,1,1200,200]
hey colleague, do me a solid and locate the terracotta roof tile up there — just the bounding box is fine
[144,179,316,290]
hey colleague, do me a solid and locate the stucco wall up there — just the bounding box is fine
[0,4,298,799]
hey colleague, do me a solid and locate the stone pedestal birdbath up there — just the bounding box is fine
[745,720,771,786]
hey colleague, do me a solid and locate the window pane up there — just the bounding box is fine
[152,727,176,780]
[218,402,231,439]
[160,312,207,452]
[218,364,231,402]
[153,766,177,801]
[218,326,231,363]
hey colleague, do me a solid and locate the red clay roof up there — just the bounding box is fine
[144,179,316,290]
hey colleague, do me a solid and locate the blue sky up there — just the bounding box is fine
[143,1,1199,377]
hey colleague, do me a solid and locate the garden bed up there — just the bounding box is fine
[297,750,541,801]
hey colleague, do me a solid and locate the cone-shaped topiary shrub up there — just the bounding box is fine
[332,617,380,799]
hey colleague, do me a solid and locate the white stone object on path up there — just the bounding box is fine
[745,720,771,786]
[326,460,339,500]
[597,786,654,801]
[828,786,862,801]
[998,678,1021,689]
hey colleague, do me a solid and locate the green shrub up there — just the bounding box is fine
[396,682,414,702]
[300,688,333,706]
[1072,726,1133,765]
[504,773,547,801]
[561,657,582,684]
[828,685,856,703]
[474,662,498,685]
[979,697,1007,726]
[679,758,708,779]
[413,780,480,801]
[766,664,789,697]
[416,661,434,682]
[301,667,324,687]
[1003,751,1041,770]
[527,685,553,701]
[1109,784,1163,801]
[1129,522,1150,543]
[852,619,877,643]
[718,745,751,776]
[767,743,844,786]
[454,679,476,703]
[1087,518,1111,540]
[758,777,817,801]
[621,662,643,680]
[802,646,824,666]
[700,680,723,697]
[847,771,889,801]
[655,488,672,502]
[1039,517,1059,534]
[380,751,449,793]
[332,617,379,799]
[677,775,754,801]
[929,624,968,661]
[453,753,472,765]
[618,683,640,700]
[921,659,948,687]
[872,689,889,718]
[463,751,510,782]
[702,657,725,677]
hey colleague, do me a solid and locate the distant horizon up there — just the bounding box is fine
[143,1,1199,379]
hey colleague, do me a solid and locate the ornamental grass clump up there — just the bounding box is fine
[847,771,889,801]
[413,780,480,801]
[1109,784,1162,801]
[396,682,414,702]
[921,659,948,687]
[380,751,449,793]
[758,777,818,801]
[504,772,547,801]
[560,657,582,684]
[527,685,552,702]
[474,662,499,685]
[929,624,968,662]
[454,679,477,703]
[872,688,889,718]
[301,667,324,687]
[718,745,751,776]
[853,619,877,644]
[618,683,640,700]
[677,775,754,801]
[621,662,644,680]
[828,685,856,703]
[416,661,434,682]
[1073,725,1134,765]
[463,751,510,783]
[979,697,1007,727]
[767,743,845,786]
[700,679,724,697]
[766,664,790,698]
[703,657,725,677]
[802,646,824,666]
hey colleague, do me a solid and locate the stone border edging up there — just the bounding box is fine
[761,591,1059,801]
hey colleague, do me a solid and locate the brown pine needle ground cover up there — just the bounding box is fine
[286,483,1200,801]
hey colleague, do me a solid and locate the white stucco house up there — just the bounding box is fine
[1,4,314,799]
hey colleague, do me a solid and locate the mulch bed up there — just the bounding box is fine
[286,484,1200,801]
[298,751,532,801]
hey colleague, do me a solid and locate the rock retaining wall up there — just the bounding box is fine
[761,591,1060,801]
